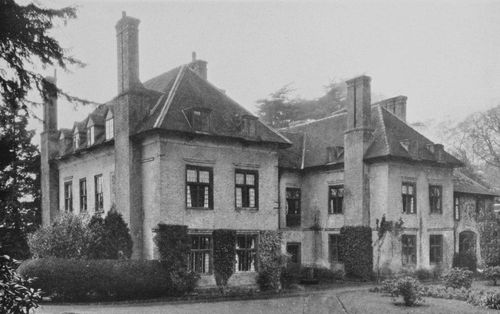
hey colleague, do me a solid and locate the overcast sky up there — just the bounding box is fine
[29,0,500,140]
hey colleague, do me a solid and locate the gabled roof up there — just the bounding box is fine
[278,105,462,169]
[453,169,498,196]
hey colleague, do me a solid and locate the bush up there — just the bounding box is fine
[452,252,477,272]
[281,264,302,289]
[17,258,196,301]
[0,255,41,313]
[213,229,236,287]
[257,231,286,291]
[102,210,133,259]
[483,292,500,310]
[442,267,473,289]
[383,276,424,306]
[28,213,91,259]
[86,214,107,259]
[413,268,433,281]
[483,266,500,286]
[340,226,372,281]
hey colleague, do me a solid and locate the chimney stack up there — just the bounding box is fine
[343,75,373,226]
[377,96,407,122]
[116,11,141,94]
[188,51,208,80]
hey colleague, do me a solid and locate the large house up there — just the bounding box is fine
[41,13,498,285]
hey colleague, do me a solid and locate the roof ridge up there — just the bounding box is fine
[154,65,186,128]
[284,108,347,130]
[377,105,391,155]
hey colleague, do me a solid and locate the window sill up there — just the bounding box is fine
[328,212,343,215]
[187,207,213,210]
[430,212,443,215]
[402,212,417,215]
[235,207,259,212]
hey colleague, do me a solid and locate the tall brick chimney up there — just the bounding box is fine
[41,76,59,226]
[116,11,140,94]
[188,51,208,80]
[343,75,372,226]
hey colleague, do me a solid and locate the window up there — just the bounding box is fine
[454,194,460,220]
[236,234,257,272]
[105,117,114,140]
[286,188,301,227]
[87,126,94,146]
[286,243,301,265]
[429,185,442,214]
[401,235,417,266]
[73,132,80,149]
[64,181,72,212]
[402,182,416,214]
[476,197,485,216]
[79,178,87,211]
[186,166,213,209]
[328,185,344,214]
[94,174,103,212]
[189,235,212,274]
[329,234,343,263]
[188,109,210,132]
[429,235,443,265]
[235,170,258,209]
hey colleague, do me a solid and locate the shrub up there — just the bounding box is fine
[281,264,302,289]
[28,213,91,259]
[340,226,372,280]
[256,231,286,291]
[103,210,133,259]
[483,292,500,310]
[213,229,236,287]
[414,268,433,281]
[384,276,424,306]
[483,266,500,286]
[17,258,196,301]
[0,255,41,313]
[442,267,473,289]
[86,214,107,259]
[452,252,477,272]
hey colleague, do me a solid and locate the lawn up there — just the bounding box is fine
[338,290,497,314]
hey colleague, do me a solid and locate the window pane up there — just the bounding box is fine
[236,173,245,185]
[408,185,413,195]
[186,186,192,207]
[236,187,242,208]
[199,171,210,183]
[246,174,255,186]
[249,188,255,207]
[187,169,197,182]
[402,184,407,194]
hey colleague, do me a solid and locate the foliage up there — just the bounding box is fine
[102,209,133,259]
[0,0,85,106]
[0,104,40,259]
[452,252,477,272]
[27,213,91,259]
[213,229,236,287]
[256,231,286,291]
[0,255,41,313]
[382,276,424,306]
[442,268,473,289]
[482,292,500,310]
[420,284,500,310]
[483,266,500,286]
[280,264,344,289]
[340,226,373,280]
[17,258,196,301]
[257,80,347,128]
[85,214,107,259]
[413,268,434,281]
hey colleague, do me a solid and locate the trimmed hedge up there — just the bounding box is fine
[340,225,372,281]
[17,258,194,302]
[257,230,285,291]
[153,224,190,271]
[213,229,236,286]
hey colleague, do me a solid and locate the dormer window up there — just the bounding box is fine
[105,110,114,140]
[186,108,210,132]
[87,126,95,146]
[242,116,257,137]
[73,132,80,150]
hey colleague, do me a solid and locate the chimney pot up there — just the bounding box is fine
[192,51,197,62]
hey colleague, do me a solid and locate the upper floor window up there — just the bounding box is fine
[235,170,258,209]
[454,194,460,220]
[73,132,80,150]
[187,108,210,132]
[236,234,257,272]
[79,178,87,211]
[64,181,72,212]
[286,188,301,227]
[186,166,213,209]
[328,185,344,214]
[429,234,443,265]
[189,235,212,274]
[94,174,103,212]
[105,117,114,140]
[401,234,417,266]
[402,182,416,214]
[429,185,442,214]
[87,126,95,146]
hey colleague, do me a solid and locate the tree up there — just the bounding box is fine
[257,80,347,129]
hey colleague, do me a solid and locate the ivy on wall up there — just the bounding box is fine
[340,225,373,280]
[213,229,236,287]
[153,224,190,270]
[257,230,285,291]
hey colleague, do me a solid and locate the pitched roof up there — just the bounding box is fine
[279,105,462,169]
[453,169,498,196]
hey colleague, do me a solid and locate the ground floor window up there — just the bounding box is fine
[429,234,443,265]
[286,242,301,265]
[236,234,257,272]
[189,235,212,274]
[329,234,343,263]
[401,234,417,266]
